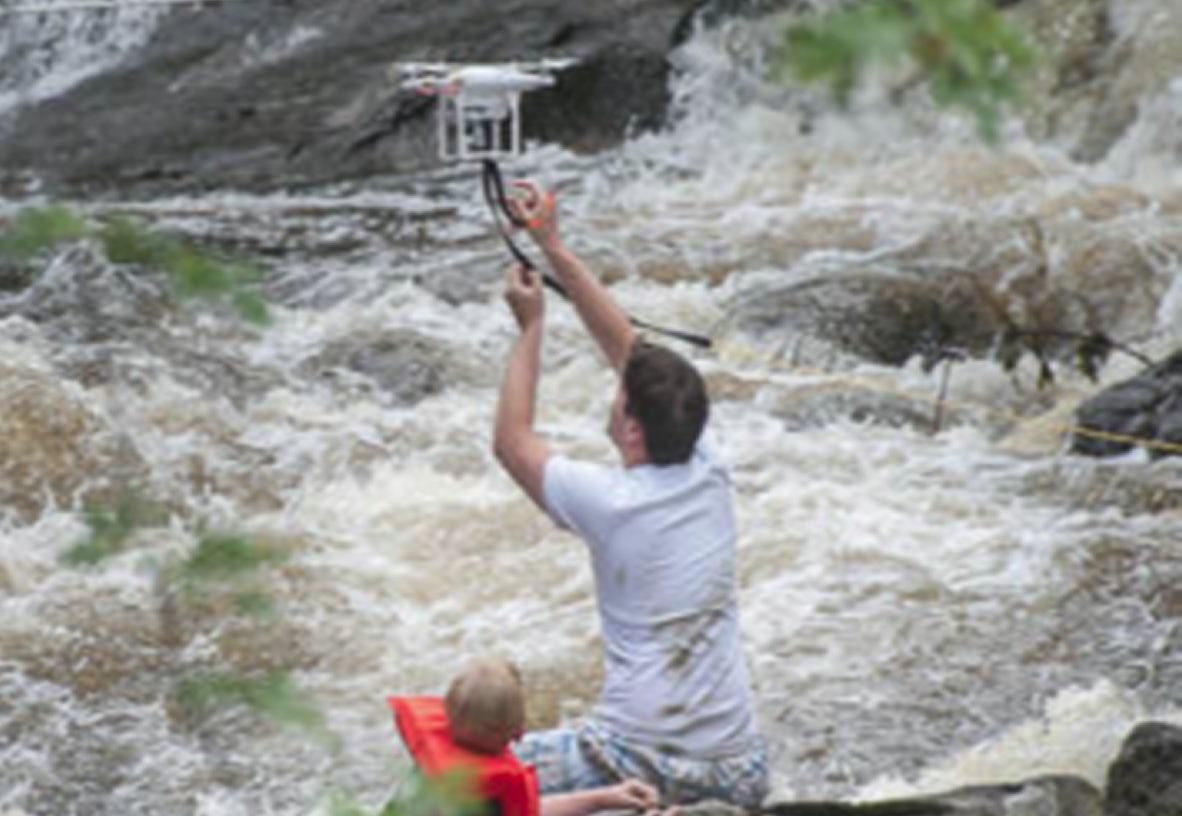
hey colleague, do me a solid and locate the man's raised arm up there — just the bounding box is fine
[509,182,636,372]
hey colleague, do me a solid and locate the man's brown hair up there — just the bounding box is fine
[623,340,709,465]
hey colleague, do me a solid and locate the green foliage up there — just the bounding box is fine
[397,773,484,816]
[169,532,289,621]
[0,206,91,261]
[56,505,482,816]
[774,0,1037,142]
[61,490,169,566]
[180,533,288,582]
[321,773,482,816]
[59,500,456,810]
[322,790,376,816]
[100,215,173,266]
[177,670,332,741]
[231,589,278,618]
[100,216,270,325]
[231,286,271,326]
[0,206,270,324]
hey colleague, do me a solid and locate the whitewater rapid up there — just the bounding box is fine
[1,5,1182,815]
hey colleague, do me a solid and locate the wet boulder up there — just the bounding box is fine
[1071,349,1182,458]
[1105,721,1182,816]
[722,189,1178,373]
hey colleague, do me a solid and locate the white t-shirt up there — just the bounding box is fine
[543,432,758,759]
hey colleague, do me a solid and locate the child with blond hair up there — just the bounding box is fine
[393,658,665,816]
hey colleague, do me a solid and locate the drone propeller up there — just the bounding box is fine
[530,57,578,73]
[388,58,575,159]
[394,58,576,84]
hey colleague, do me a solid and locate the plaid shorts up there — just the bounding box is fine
[513,720,770,810]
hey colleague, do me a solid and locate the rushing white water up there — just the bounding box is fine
[2,6,1182,816]
[0,1,168,115]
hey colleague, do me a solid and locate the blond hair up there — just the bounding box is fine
[445,658,525,755]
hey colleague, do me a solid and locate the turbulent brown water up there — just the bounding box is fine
[2,3,1182,815]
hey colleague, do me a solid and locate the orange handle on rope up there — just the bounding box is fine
[523,192,555,232]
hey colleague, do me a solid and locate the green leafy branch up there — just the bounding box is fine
[63,500,288,619]
[176,669,333,745]
[773,0,1037,142]
[58,495,480,815]
[0,206,90,259]
[0,206,269,324]
[61,490,170,566]
[62,493,311,732]
[168,532,290,618]
[322,772,484,816]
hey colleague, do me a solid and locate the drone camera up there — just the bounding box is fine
[398,62,570,161]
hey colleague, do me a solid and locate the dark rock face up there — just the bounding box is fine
[2,0,1177,198]
[1105,722,1182,816]
[523,42,674,155]
[0,0,701,197]
[1071,349,1182,458]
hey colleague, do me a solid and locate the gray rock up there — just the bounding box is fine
[5,243,174,343]
[1071,349,1182,458]
[5,0,1182,198]
[763,775,1102,816]
[1105,721,1182,816]
[0,0,703,197]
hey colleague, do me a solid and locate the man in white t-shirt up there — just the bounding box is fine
[492,182,768,810]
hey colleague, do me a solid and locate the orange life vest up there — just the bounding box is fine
[389,696,540,816]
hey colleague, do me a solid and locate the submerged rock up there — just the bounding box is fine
[727,268,1002,368]
[763,378,950,433]
[0,356,143,522]
[300,327,494,405]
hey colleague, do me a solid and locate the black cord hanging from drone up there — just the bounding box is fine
[397,60,712,350]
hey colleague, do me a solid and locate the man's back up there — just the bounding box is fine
[544,435,757,758]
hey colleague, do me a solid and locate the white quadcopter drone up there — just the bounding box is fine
[394,59,575,161]
[391,58,713,350]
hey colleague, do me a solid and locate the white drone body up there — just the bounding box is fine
[396,60,573,161]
